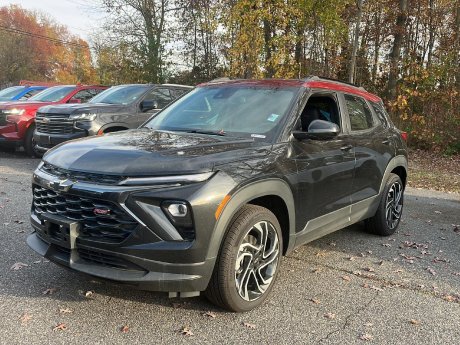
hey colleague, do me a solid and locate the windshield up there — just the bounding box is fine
[29,86,76,102]
[0,86,24,101]
[144,86,299,141]
[89,85,149,105]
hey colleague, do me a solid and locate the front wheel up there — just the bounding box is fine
[365,173,404,236]
[24,124,41,158]
[205,205,282,312]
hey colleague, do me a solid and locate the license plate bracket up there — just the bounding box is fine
[42,213,80,249]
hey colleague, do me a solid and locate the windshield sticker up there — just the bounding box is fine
[251,134,266,139]
[267,114,280,122]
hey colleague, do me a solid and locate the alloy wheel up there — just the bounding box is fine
[385,181,403,229]
[234,220,280,302]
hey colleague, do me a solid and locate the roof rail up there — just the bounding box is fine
[304,76,366,91]
[206,77,234,83]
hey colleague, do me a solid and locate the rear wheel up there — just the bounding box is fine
[365,173,404,236]
[205,205,282,312]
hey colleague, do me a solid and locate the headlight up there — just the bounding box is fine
[4,108,25,115]
[69,113,97,121]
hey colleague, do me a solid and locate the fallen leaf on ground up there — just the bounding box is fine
[364,267,375,272]
[84,290,94,298]
[19,313,32,324]
[434,211,442,214]
[342,275,351,282]
[426,268,436,275]
[443,295,458,302]
[370,285,384,292]
[310,297,321,304]
[179,326,194,336]
[242,322,256,329]
[203,311,217,318]
[120,325,129,333]
[382,243,391,247]
[324,313,336,319]
[14,220,24,224]
[11,262,28,270]
[410,319,420,325]
[59,308,72,314]
[42,288,57,295]
[348,256,356,261]
[311,268,321,274]
[359,333,374,341]
[53,323,67,331]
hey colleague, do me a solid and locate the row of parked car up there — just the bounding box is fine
[0,82,193,156]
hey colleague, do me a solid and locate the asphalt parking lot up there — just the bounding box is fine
[1,150,459,345]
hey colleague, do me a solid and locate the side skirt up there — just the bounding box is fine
[294,194,380,247]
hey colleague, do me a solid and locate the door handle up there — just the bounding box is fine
[340,144,353,151]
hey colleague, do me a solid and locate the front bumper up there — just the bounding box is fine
[27,166,234,293]
[34,130,87,152]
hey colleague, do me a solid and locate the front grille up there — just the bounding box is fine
[33,186,138,242]
[36,112,74,134]
[77,248,145,271]
[36,121,74,134]
[41,163,125,185]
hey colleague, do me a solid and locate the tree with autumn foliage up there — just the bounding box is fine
[0,5,95,87]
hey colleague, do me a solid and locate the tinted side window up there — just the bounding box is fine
[174,88,189,98]
[371,102,391,128]
[71,89,95,103]
[345,94,374,131]
[144,88,173,108]
[20,89,44,100]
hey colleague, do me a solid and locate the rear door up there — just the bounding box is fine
[341,93,394,206]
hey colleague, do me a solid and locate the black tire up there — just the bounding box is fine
[365,173,404,236]
[205,204,283,312]
[24,124,41,158]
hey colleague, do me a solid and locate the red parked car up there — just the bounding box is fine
[0,84,108,156]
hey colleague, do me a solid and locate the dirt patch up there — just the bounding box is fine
[408,150,460,194]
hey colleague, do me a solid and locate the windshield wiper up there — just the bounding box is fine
[183,129,226,136]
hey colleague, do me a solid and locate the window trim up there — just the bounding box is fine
[297,90,344,134]
[342,92,378,133]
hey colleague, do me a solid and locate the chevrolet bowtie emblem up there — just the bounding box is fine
[49,178,74,192]
[42,117,50,123]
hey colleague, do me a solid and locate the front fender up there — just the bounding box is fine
[205,178,296,261]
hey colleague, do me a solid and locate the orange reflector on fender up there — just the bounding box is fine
[215,195,231,220]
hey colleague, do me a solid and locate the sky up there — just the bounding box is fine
[0,0,102,41]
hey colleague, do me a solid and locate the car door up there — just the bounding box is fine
[137,87,174,123]
[289,91,355,236]
[341,93,394,207]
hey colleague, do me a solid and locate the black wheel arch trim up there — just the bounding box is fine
[205,178,296,261]
[379,155,408,195]
[98,122,131,133]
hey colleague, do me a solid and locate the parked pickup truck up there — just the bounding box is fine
[0,84,108,156]
[33,84,192,154]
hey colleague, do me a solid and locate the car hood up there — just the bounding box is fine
[38,103,128,115]
[0,101,53,110]
[43,129,271,176]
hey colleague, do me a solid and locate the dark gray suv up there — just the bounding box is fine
[27,77,408,312]
[33,84,192,154]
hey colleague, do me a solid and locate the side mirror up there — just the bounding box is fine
[293,120,340,141]
[141,100,159,112]
[68,98,82,104]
